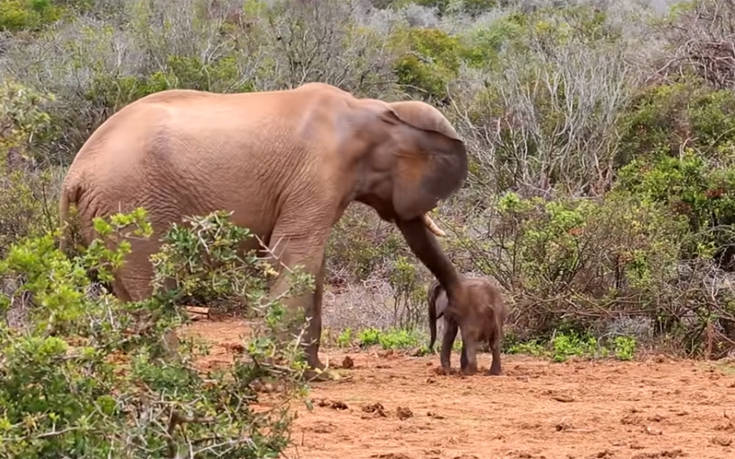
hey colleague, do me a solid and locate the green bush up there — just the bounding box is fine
[149,210,270,307]
[0,169,60,258]
[449,191,692,337]
[613,336,637,361]
[459,12,526,68]
[459,0,498,17]
[337,328,353,348]
[1,82,62,255]
[393,28,462,100]
[619,79,735,164]
[0,209,312,458]
[617,151,735,267]
[357,327,381,347]
[0,0,61,32]
[0,81,58,166]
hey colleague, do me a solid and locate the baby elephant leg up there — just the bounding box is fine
[460,328,479,375]
[441,320,458,370]
[487,333,503,376]
[460,342,468,371]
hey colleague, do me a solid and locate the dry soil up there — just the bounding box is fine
[180,318,735,459]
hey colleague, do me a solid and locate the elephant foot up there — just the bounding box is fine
[488,358,502,375]
[433,366,451,376]
[306,353,325,371]
[460,365,478,376]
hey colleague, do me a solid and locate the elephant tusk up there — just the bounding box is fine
[422,213,447,237]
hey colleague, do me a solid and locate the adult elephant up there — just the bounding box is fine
[59,82,468,370]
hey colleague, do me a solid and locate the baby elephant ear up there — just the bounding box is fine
[386,101,468,220]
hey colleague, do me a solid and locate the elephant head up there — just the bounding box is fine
[352,98,468,295]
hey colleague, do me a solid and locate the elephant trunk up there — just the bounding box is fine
[422,213,446,237]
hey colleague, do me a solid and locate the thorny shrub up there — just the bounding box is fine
[446,191,735,356]
[0,209,313,458]
[0,81,62,256]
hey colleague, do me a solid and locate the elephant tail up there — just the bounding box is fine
[427,280,442,351]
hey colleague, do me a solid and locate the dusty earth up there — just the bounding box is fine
[181,318,735,459]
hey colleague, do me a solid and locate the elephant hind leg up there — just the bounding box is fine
[111,276,133,302]
[112,238,159,302]
[488,332,503,376]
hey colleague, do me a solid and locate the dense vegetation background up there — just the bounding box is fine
[1,0,734,456]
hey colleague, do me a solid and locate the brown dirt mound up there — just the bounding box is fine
[182,319,735,459]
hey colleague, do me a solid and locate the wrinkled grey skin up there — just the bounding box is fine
[428,277,507,375]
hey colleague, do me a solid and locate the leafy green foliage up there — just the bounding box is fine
[337,327,353,348]
[506,331,637,362]
[613,336,637,361]
[449,191,691,337]
[619,80,735,164]
[506,339,546,357]
[357,327,423,350]
[0,81,62,255]
[357,327,381,347]
[0,80,58,170]
[393,28,462,100]
[0,0,61,32]
[0,210,311,458]
[551,331,604,362]
[460,12,526,68]
[86,55,254,114]
[0,169,59,257]
[617,152,735,264]
[149,210,270,307]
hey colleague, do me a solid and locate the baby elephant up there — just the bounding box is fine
[428,277,507,375]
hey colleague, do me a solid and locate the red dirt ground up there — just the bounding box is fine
[180,318,735,459]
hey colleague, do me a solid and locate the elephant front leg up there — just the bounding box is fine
[440,320,458,371]
[460,328,479,375]
[460,342,468,371]
[306,258,326,369]
[488,342,502,376]
[265,227,329,371]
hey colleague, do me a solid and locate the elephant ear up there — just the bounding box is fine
[384,101,468,221]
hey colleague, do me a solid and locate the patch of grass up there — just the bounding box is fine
[507,339,547,357]
[337,327,353,348]
[613,336,637,361]
[357,327,381,347]
[505,332,638,362]
[356,327,424,350]
[551,332,603,362]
